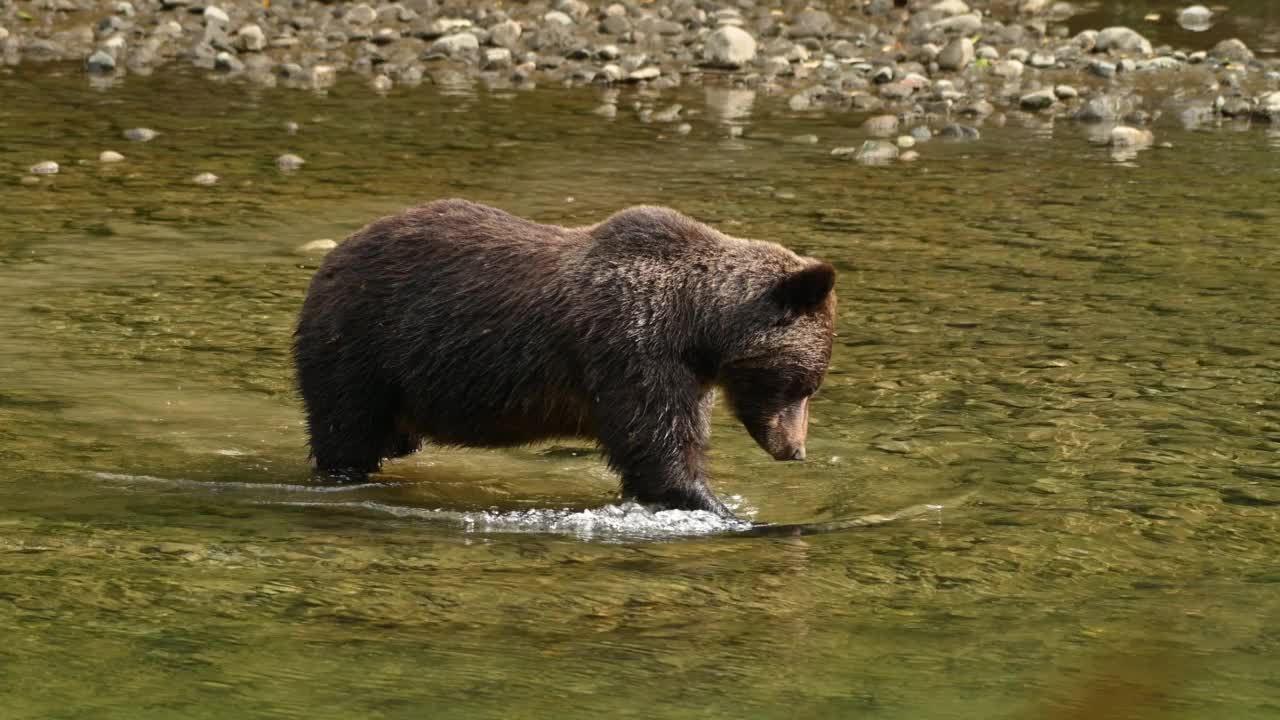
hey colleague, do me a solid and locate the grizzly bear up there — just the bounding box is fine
[293,199,836,518]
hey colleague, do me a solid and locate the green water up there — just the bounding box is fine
[2,67,1278,719]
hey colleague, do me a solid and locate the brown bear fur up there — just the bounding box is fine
[293,199,836,518]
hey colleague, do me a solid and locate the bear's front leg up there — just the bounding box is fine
[595,389,737,519]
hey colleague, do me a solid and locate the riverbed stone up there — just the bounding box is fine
[704,26,756,68]
[1210,38,1254,63]
[237,24,265,52]
[86,49,116,73]
[1088,59,1116,78]
[482,47,512,69]
[788,9,834,39]
[1028,51,1055,68]
[992,59,1023,78]
[488,20,521,49]
[192,172,218,185]
[428,32,478,57]
[937,37,973,71]
[123,127,157,142]
[1094,27,1152,56]
[99,150,125,163]
[939,123,980,140]
[627,66,660,82]
[1177,5,1212,31]
[863,114,899,137]
[29,160,58,175]
[854,140,899,164]
[345,4,377,26]
[275,153,304,169]
[1020,87,1056,111]
[1109,125,1153,147]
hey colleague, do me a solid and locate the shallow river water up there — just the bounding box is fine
[1,64,1278,720]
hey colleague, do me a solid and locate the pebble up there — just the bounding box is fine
[123,127,157,142]
[937,37,974,72]
[482,48,511,69]
[86,50,116,73]
[297,239,337,253]
[896,135,915,149]
[543,10,573,27]
[862,114,899,137]
[1020,87,1057,111]
[370,75,393,93]
[1109,126,1154,147]
[489,20,522,49]
[1095,27,1152,56]
[899,150,920,162]
[1054,85,1078,100]
[939,124,980,140]
[203,5,229,26]
[1088,60,1117,78]
[1177,5,1212,32]
[992,59,1024,78]
[428,33,478,57]
[626,67,661,82]
[703,26,756,68]
[275,153,305,170]
[29,161,59,175]
[99,150,125,163]
[1028,52,1056,68]
[1211,38,1254,63]
[910,126,932,143]
[852,139,899,165]
[345,3,376,25]
[192,172,218,185]
[237,24,265,52]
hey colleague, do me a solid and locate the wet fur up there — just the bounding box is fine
[293,199,836,516]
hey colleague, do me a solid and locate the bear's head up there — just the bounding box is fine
[718,260,837,463]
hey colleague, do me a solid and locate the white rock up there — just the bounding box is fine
[203,6,229,26]
[543,10,573,26]
[703,26,757,67]
[627,66,661,81]
[298,239,337,253]
[345,3,377,25]
[275,153,305,170]
[99,150,125,163]
[192,172,218,185]
[30,161,58,175]
[930,0,970,16]
[237,24,266,52]
[429,32,479,56]
[1109,126,1153,147]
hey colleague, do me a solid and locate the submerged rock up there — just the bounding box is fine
[29,160,59,175]
[1109,126,1154,147]
[1177,5,1213,32]
[275,153,305,170]
[123,127,157,142]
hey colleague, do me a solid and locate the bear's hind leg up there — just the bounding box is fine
[301,378,402,479]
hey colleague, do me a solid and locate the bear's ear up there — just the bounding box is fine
[772,262,836,312]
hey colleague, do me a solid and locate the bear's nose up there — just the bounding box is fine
[791,447,806,461]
